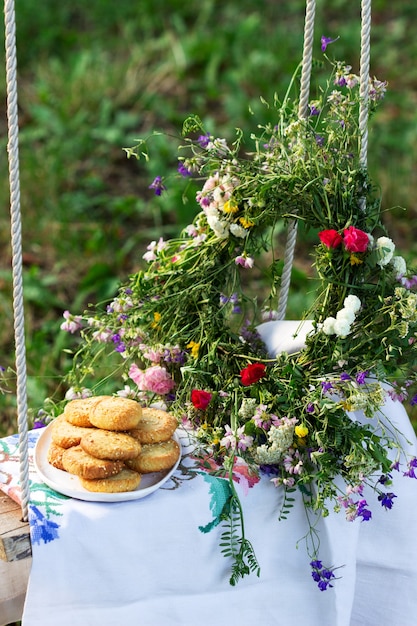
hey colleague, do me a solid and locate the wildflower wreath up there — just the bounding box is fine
[59,49,417,589]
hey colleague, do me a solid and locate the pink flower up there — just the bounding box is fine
[129,364,175,395]
[235,254,254,268]
[343,226,369,253]
[60,310,83,333]
[220,425,253,451]
[128,363,146,388]
[143,365,175,395]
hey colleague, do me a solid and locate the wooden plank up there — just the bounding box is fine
[0,494,32,561]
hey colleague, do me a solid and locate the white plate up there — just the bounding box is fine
[33,423,181,503]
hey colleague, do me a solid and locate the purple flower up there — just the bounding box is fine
[149,176,166,196]
[177,162,192,177]
[378,492,397,510]
[306,402,315,414]
[321,381,333,393]
[315,134,325,147]
[310,560,336,591]
[309,103,320,116]
[356,370,369,385]
[197,133,211,148]
[378,473,392,485]
[410,394,417,406]
[321,35,339,52]
[357,499,372,521]
[340,372,351,381]
[403,458,417,478]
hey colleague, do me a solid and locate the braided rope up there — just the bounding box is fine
[276,0,316,321]
[4,0,31,522]
[359,0,372,171]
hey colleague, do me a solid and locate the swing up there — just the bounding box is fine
[2,1,417,624]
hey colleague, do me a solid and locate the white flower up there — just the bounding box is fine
[206,209,230,238]
[343,295,361,313]
[230,223,249,238]
[391,255,407,277]
[333,318,352,337]
[336,308,355,324]
[376,236,395,267]
[323,317,336,335]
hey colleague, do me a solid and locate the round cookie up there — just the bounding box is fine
[64,396,111,427]
[126,439,180,474]
[62,445,124,479]
[50,414,95,449]
[79,468,142,493]
[47,442,66,471]
[128,407,177,444]
[89,397,142,431]
[80,430,141,461]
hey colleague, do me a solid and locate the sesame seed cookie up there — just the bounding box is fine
[89,396,142,431]
[79,468,142,493]
[80,429,141,461]
[61,445,125,480]
[126,438,180,474]
[128,407,177,444]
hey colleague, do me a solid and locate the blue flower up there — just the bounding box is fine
[378,492,397,510]
[310,560,336,591]
[357,499,372,521]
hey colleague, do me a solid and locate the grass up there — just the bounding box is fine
[1,0,417,435]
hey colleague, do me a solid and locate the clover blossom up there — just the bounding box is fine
[337,494,372,522]
[143,237,167,262]
[60,310,83,334]
[220,425,254,452]
[235,254,254,268]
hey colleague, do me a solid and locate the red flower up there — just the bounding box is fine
[343,226,369,253]
[318,229,342,249]
[191,389,212,410]
[240,362,266,386]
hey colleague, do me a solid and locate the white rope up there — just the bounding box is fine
[276,0,316,321]
[4,0,31,523]
[359,0,372,170]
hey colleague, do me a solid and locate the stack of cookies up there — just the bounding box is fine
[47,396,180,493]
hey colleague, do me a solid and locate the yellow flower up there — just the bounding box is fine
[239,216,255,229]
[350,254,363,266]
[223,199,239,214]
[187,340,200,358]
[151,311,161,328]
[295,424,309,438]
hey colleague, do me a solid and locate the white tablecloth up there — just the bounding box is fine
[1,320,417,626]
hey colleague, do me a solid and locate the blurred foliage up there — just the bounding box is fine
[1,0,417,433]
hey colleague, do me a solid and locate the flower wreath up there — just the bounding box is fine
[59,50,417,589]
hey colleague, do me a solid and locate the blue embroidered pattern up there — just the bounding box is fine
[0,430,67,547]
